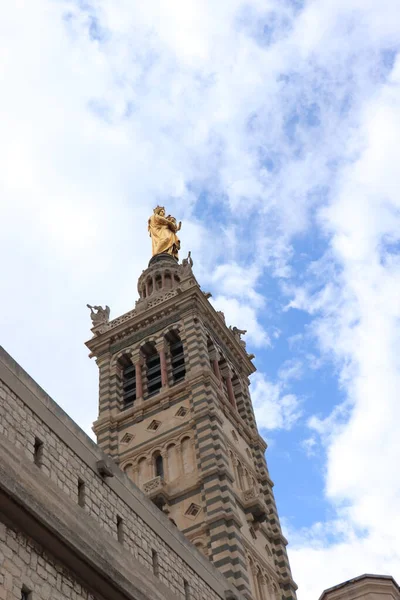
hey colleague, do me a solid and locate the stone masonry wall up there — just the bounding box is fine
[0,347,245,600]
[0,522,94,600]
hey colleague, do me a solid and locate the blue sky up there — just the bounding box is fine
[1,1,400,598]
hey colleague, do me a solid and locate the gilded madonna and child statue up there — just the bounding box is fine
[148,206,181,260]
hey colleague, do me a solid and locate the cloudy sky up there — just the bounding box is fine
[1,1,400,598]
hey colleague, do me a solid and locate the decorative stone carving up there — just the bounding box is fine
[182,251,193,269]
[96,459,114,478]
[143,475,165,495]
[147,290,177,308]
[108,308,137,329]
[87,304,110,327]
[230,326,248,350]
[243,488,258,502]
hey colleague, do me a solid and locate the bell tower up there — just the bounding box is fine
[86,212,297,600]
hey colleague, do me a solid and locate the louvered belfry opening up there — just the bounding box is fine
[168,331,186,384]
[144,343,162,397]
[119,355,136,409]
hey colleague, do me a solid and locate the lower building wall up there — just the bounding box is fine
[0,346,247,600]
[0,522,94,600]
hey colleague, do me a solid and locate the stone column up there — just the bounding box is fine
[131,350,144,402]
[145,280,150,298]
[161,450,167,480]
[225,371,237,409]
[246,470,253,491]
[156,341,169,388]
[176,445,183,477]
[213,358,222,381]
[209,349,222,383]
[135,361,143,399]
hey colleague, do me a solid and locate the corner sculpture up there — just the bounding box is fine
[87,304,110,327]
[148,206,181,260]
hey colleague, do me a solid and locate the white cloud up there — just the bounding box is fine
[287,54,400,600]
[251,372,302,431]
[300,437,317,458]
[210,295,270,348]
[1,0,400,597]
[278,359,304,382]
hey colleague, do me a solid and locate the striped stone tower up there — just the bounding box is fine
[87,252,297,600]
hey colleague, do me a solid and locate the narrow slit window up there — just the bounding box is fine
[152,549,159,577]
[184,579,190,600]
[117,516,124,544]
[34,437,43,468]
[78,479,86,507]
[21,587,31,600]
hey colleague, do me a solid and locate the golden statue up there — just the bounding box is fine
[148,206,181,260]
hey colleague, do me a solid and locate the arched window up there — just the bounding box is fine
[118,355,136,409]
[272,584,280,600]
[181,437,194,474]
[168,333,186,384]
[229,451,236,484]
[154,453,164,478]
[138,457,147,486]
[207,337,215,370]
[167,444,179,481]
[245,469,253,490]
[247,557,258,600]
[256,569,265,600]
[143,343,162,397]
[231,373,242,408]
[165,272,172,289]
[194,540,208,556]
[124,463,133,479]
[237,462,244,490]
[147,277,153,295]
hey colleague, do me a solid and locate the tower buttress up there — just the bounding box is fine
[86,252,297,600]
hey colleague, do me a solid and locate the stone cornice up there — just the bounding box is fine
[85,282,256,377]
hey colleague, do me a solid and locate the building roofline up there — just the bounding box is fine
[319,574,400,600]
